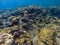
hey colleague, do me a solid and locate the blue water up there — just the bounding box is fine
[0,0,60,9]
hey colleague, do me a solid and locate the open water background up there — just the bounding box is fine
[0,0,60,9]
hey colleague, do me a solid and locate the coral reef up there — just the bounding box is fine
[0,6,60,45]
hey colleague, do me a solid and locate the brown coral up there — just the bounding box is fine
[38,27,56,45]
